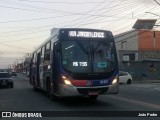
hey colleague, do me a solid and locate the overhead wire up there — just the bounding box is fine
[17,0,115,4]
[0,0,158,36]
[0,1,159,51]
[0,0,109,36]
[74,1,140,28]
[0,43,33,51]
[0,0,145,33]
[0,0,113,16]
[74,1,140,26]
[1,0,160,66]
[105,3,156,32]
[0,0,75,14]
[62,0,111,28]
[69,0,122,28]
[0,34,48,43]
[112,6,158,33]
[0,1,156,39]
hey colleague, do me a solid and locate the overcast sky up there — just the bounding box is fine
[0,0,160,69]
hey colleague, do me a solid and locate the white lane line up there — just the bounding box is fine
[108,95,160,110]
[155,88,160,91]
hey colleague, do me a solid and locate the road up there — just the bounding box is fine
[0,74,160,120]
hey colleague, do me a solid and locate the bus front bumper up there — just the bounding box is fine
[58,83,119,97]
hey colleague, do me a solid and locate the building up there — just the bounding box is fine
[115,29,160,80]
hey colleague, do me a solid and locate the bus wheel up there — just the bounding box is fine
[33,80,38,91]
[46,81,51,97]
[89,95,98,100]
[46,81,57,100]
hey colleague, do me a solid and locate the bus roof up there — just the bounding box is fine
[32,28,112,54]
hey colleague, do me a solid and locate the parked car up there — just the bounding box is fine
[119,71,132,84]
[11,72,17,77]
[0,72,14,88]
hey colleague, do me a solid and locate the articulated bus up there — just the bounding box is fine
[29,28,119,100]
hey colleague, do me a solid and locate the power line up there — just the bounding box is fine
[70,0,122,28]
[74,1,138,28]
[0,0,114,16]
[0,12,134,24]
[0,1,156,37]
[71,0,146,29]
[0,34,48,43]
[0,1,150,33]
[18,0,110,4]
[0,0,73,14]
[0,1,159,43]
[154,0,160,6]
[0,43,33,51]
[0,28,49,37]
[105,3,156,31]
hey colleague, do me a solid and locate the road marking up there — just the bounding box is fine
[155,88,160,91]
[108,95,160,110]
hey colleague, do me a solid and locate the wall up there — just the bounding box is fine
[121,61,160,80]
[115,30,139,51]
[118,50,160,80]
[115,30,160,80]
[138,30,154,50]
[138,30,160,51]
[155,31,160,50]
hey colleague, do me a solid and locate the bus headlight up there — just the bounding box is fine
[112,76,118,85]
[64,80,72,85]
[61,75,73,86]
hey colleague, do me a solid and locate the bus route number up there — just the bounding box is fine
[73,62,87,67]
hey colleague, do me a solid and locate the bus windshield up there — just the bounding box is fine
[61,40,117,73]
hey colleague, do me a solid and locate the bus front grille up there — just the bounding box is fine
[77,87,108,95]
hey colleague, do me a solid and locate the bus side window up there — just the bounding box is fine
[33,53,37,64]
[44,42,51,61]
[41,47,45,63]
[31,54,34,63]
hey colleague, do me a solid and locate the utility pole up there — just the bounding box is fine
[154,0,160,6]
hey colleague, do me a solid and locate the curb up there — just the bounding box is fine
[132,80,160,84]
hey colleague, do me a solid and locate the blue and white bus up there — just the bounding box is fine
[29,28,119,100]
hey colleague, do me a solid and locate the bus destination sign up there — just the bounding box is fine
[69,31,105,38]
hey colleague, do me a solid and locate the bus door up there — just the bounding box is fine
[52,42,60,93]
[29,56,33,84]
[36,52,41,87]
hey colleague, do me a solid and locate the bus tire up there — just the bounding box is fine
[33,79,38,91]
[46,80,57,101]
[89,95,98,100]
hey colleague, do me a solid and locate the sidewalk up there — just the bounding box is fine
[132,79,160,84]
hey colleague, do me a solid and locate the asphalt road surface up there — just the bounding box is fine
[0,74,160,120]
